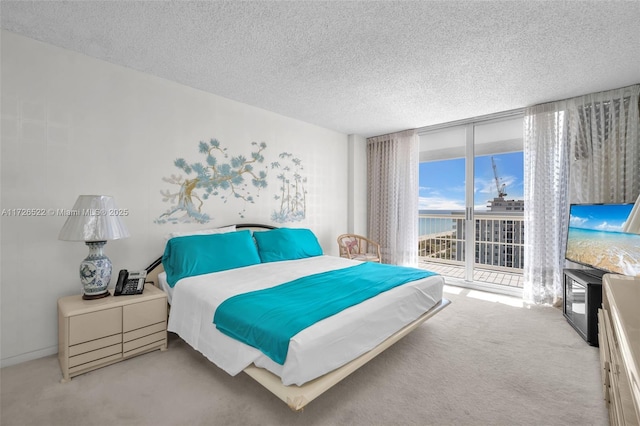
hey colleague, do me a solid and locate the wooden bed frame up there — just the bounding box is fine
[146,224,451,411]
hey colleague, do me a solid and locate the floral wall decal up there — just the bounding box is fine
[271,152,307,223]
[155,139,268,224]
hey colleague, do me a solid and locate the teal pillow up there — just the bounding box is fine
[253,228,323,263]
[162,230,261,287]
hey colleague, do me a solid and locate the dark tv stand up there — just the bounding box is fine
[562,269,603,346]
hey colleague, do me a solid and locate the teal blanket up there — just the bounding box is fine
[213,262,437,365]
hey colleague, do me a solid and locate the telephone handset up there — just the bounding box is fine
[114,269,146,296]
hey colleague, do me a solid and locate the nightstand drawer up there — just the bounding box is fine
[69,334,122,357]
[69,343,122,369]
[69,307,122,345]
[123,298,166,332]
[69,353,122,375]
[123,321,166,343]
[123,330,166,355]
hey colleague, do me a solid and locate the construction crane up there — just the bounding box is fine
[491,156,507,198]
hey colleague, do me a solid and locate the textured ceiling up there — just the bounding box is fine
[2,1,639,137]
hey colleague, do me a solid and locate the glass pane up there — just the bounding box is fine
[418,157,465,278]
[418,115,525,292]
[473,152,525,286]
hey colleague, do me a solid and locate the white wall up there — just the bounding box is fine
[347,134,367,236]
[0,31,350,366]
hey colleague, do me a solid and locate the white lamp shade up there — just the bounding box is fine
[58,195,130,241]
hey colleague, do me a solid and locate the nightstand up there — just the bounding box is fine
[58,284,168,383]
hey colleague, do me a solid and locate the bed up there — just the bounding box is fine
[145,224,450,411]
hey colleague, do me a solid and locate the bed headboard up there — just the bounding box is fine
[144,223,276,287]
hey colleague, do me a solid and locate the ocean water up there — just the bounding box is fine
[418,216,458,236]
[566,227,640,276]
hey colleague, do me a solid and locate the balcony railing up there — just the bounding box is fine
[418,212,524,275]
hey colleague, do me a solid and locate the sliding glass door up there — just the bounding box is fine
[418,114,524,295]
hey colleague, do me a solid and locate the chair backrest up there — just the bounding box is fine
[336,234,381,261]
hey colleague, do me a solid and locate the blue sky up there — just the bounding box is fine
[419,152,524,211]
[569,204,634,232]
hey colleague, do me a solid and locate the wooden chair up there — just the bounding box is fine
[337,234,381,263]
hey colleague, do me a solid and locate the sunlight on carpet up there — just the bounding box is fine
[444,284,524,308]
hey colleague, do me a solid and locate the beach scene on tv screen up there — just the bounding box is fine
[566,204,640,276]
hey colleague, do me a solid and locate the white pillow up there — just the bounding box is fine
[164,225,236,240]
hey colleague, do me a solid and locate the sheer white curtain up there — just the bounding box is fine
[523,102,570,305]
[524,84,640,305]
[367,129,419,266]
[567,85,640,203]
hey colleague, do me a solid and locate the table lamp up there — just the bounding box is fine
[58,195,130,299]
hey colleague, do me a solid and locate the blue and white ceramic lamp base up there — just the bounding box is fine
[80,241,112,300]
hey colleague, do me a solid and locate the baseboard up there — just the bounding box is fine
[1,345,58,368]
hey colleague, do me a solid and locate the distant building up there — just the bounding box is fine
[486,197,525,212]
[452,197,525,269]
[476,197,524,269]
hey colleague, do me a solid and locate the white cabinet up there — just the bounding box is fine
[598,274,640,425]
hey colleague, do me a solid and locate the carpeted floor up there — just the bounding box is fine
[1,286,608,426]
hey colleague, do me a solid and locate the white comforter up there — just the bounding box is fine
[164,255,443,386]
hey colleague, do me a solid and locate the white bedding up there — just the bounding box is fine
[164,255,443,386]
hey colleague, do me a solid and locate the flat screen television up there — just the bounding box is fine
[565,203,640,277]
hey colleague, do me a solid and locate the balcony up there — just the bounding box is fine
[418,212,524,289]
